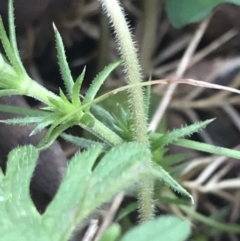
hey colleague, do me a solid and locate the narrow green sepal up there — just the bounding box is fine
[53,22,74,97]
[59,88,70,103]
[72,66,86,107]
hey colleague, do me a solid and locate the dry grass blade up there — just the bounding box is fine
[149,15,212,131]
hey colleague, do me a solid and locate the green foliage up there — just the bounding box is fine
[0,0,122,149]
[1,0,240,240]
[166,0,240,28]
[53,23,74,97]
[152,164,193,203]
[72,67,85,106]
[119,216,191,241]
[99,224,121,241]
[150,119,214,151]
[0,146,50,241]
[61,132,109,150]
[0,143,168,241]
[174,138,240,159]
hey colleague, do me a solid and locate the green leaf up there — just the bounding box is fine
[157,153,189,167]
[155,196,190,206]
[151,119,214,150]
[83,59,122,107]
[0,104,48,116]
[53,23,74,97]
[174,138,240,160]
[152,164,193,203]
[112,105,133,140]
[37,120,77,150]
[0,116,44,126]
[30,114,63,136]
[99,224,121,241]
[181,205,240,233]
[8,0,25,75]
[42,146,102,241]
[166,0,240,28]
[48,96,62,110]
[61,133,108,150]
[0,146,51,241]
[90,104,121,133]
[0,17,21,75]
[85,142,152,215]
[116,202,138,221]
[72,67,86,106]
[43,142,153,241]
[0,69,21,89]
[120,215,191,241]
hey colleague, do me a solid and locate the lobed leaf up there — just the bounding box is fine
[0,146,51,241]
[83,143,152,218]
[42,146,102,241]
[42,142,152,241]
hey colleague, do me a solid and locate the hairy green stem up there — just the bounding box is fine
[23,77,61,105]
[98,0,153,221]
